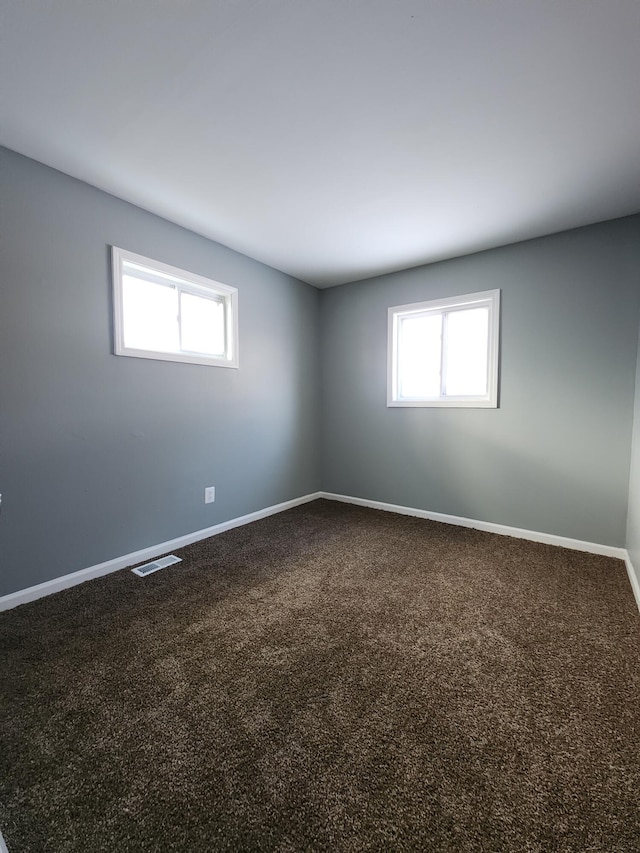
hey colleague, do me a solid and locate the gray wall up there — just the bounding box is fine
[0,148,321,597]
[627,322,640,572]
[321,217,640,546]
[2,146,640,600]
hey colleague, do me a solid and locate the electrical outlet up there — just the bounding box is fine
[204,486,216,504]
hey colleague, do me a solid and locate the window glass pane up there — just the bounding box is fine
[444,307,489,396]
[180,291,225,355]
[398,313,442,398]
[122,275,179,352]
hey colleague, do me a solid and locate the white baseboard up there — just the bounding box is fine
[0,829,9,853]
[319,492,627,559]
[2,490,633,615]
[0,492,322,612]
[624,553,640,614]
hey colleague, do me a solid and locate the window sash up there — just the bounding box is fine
[388,290,499,408]
[113,247,238,368]
[178,289,226,357]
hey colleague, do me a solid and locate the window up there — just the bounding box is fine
[112,247,238,368]
[388,289,500,407]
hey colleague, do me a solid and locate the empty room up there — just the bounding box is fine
[1,2,640,851]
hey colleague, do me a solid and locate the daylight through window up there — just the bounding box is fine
[388,289,500,407]
[112,247,238,368]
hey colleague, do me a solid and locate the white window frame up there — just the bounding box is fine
[388,289,500,408]
[112,247,239,368]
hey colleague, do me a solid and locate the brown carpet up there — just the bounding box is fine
[1,499,639,852]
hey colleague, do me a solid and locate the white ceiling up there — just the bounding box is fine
[1,1,639,288]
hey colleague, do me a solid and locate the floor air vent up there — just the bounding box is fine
[132,555,182,577]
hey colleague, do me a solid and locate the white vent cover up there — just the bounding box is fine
[132,555,182,577]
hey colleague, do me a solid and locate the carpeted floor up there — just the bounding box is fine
[1,499,639,852]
